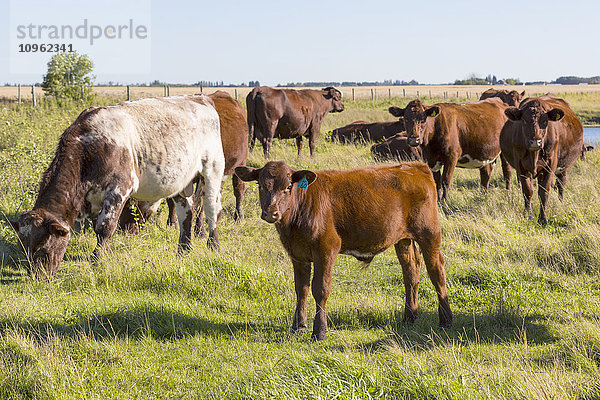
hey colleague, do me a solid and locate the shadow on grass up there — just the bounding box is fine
[0,305,288,343]
[328,308,555,353]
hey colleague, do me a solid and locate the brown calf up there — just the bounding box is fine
[247,86,344,158]
[235,161,452,341]
[389,98,511,201]
[500,94,583,224]
[330,119,405,143]
[479,88,525,106]
[371,133,423,162]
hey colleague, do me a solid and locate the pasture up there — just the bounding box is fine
[1,94,600,399]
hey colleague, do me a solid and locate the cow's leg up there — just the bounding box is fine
[440,159,457,203]
[193,177,207,237]
[417,232,452,328]
[500,154,512,190]
[479,164,493,189]
[296,137,304,157]
[291,259,311,334]
[202,169,224,251]
[432,170,443,201]
[262,121,277,159]
[308,127,320,158]
[518,171,534,220]
[166,198,177,227]
[232,173,245,222]
[555,170,567,202]
[311,237,340,341]
[172,194,194,253]
[537,169,554,225]
[94,186,131,257]
[395,239,421,324]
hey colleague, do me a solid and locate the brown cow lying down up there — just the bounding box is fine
[480,88,525,106]
[500,94,583,224]
[235,161,452,341]
[11,96,224,279]
[371,133,423,161]
[119,91,248,234]
[389,98,511,201]
[247,86,344,158]
[330,119,405,143]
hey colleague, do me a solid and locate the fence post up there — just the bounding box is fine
[429,90,432,99]
[17,84,21,104]
[417,90,419,98]
[234,88,238,100]
[127,85,131,100]
[388,88,391,99]
[403,88,405,97]
[200,85,203,93]
[352,88,355,101]
[167,85,170,96]
[371,88,374,101]
[456,91,459,98]
[31,85,36,108]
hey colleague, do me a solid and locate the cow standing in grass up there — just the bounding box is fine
[236,161,452,341]
[389,97,512,201]
[11,95,224,279]
[500,94,583,224]
[247,86,344,158]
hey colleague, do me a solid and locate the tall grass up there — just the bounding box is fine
[0,97,599,399]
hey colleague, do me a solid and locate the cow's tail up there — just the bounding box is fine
[246,90,258,151]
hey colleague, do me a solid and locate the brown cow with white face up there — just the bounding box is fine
[389,98,511,201]
[247,86,344,158]
[235,161,452,341]
[500,94,583,224]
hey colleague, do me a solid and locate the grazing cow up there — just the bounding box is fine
[10,95,224,279]
[119,91,249,234]
[371,133,423,162]
[247,86,344,158]
[235,161,452,341]
[500,94,583,224]
[330,119,405,143]
[479,88,525,106]
[389,97,511,202]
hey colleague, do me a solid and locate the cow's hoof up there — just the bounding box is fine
[310,331,326,341]
[207,239,220,252]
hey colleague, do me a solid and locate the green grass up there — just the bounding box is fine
[1,97,600,399]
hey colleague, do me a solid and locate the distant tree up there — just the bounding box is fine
[504,78,521,85]
[41,52,94,101]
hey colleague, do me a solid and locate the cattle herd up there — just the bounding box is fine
[7,86,588,340]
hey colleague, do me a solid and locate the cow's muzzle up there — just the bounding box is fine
[528,139,543,151]
[261,210,280,223]
[408,136,421,147]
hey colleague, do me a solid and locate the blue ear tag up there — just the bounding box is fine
[297,175,309,189]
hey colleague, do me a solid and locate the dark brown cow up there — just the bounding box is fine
[235,161,452,341]
[389,98,511,201]
[330,119,405,143]
[247,86,344,158]
[480,88,525,106]
[371,133,423,161]
[119,91,249,234]
[500,94,583,224]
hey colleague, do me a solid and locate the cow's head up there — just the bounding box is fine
[322,87,344,113]
[506,90,525,106]
[505,100,564,151]
[235,161,317,223]
[389,100,439,147]
[10,209,70,280]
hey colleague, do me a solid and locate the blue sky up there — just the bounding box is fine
[1,0,598,85]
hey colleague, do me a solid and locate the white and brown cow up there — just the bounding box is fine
[11,95,225,279]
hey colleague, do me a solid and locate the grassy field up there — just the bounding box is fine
[1,97,600,399]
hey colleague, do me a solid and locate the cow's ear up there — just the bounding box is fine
[235,166,261,182]
[547,108,564,122]
[322,87,335,99]
[388,106,405,117]
[291,170,317,188]
[520,90,526,97]
[505,108,522,121]
[425,106,440,118]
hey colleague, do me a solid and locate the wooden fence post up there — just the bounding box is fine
[17,84,21,104]
[456,91,459,98]
[403,88,405,97]
[167,86,170,96]
[127,85,131,100]
[417,90,419,98]
[388,88,391,99]
[234,88,238,100]
[371,88,374,101]
[429,90,432,99]
[31,85,36,108]
[352,88,355,101]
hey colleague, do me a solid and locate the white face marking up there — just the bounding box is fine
[19,223,32,237]
[456,153,499,169]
